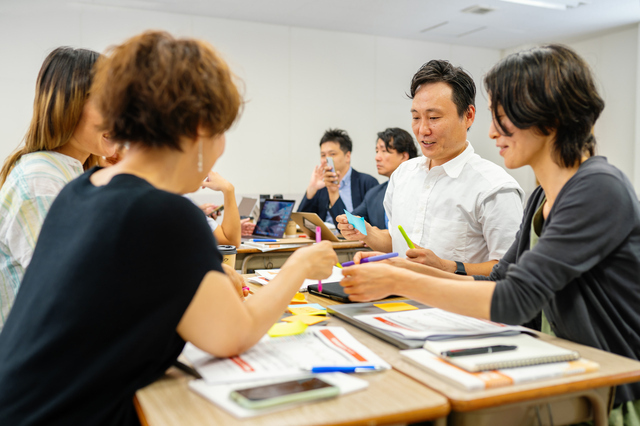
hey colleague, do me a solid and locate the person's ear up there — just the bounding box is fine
[464,105,476,130]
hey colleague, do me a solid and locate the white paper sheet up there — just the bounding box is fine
[248,266,344,291]
[183,327,390,385]
[354,308,526,340]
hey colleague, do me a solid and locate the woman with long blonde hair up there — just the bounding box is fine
[0,47,116,329]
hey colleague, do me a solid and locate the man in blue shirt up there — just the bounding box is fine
[298,129,379,226]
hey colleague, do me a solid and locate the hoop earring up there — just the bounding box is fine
[197,139,203,173]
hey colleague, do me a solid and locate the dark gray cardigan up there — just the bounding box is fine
[478,156,640,404]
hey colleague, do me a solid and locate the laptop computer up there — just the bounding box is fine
[241,199,296,240]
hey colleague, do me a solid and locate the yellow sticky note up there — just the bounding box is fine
[290,293,307,304]
[268,321,308,337]
[288,305,327,316]
[374,302,419,312]
[282,315,329,326]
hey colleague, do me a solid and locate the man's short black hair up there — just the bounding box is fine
[320,128,352,154]
[409,59,476,119]
[377,128,418,159]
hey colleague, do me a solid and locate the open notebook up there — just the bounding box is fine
[423,333,580,372]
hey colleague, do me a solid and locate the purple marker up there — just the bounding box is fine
[342,252,398,267]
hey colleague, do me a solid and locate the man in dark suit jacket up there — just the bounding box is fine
[351,128,418,229]
[298,129,379,226]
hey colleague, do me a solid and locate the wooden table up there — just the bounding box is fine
[136,365,449,426]
[236,241,368,273]
[136,280,640,426]
[306,294,640,426]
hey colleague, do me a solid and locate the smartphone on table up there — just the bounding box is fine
[229,377,339,409]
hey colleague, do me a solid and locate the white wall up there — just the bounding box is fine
[502,25,640,196]
[0,2,509,206]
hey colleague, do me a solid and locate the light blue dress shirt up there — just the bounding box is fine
[325,167,353,222]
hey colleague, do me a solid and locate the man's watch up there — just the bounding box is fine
[454,261,467,275]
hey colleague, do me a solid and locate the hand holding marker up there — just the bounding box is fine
[316,226,322,292]
[398,225,415,249]
[342,252,399,267]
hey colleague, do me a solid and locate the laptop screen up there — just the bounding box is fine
[253,199,295,238]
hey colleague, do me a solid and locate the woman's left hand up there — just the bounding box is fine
[340,263,405,302]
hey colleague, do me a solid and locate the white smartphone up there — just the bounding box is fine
[229,377,339,410]
[326,157,335,172]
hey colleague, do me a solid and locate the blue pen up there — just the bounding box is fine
[250,239,278,242]
[342,252,399,267]
[307,365,379,373]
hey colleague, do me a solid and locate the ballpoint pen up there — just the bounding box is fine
[305,365,379,373]
[341,252,399,267]
[441,345,518,357]
[249,239,277,242]
[398,225,415,249]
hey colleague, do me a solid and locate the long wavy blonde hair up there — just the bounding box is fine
[0,47,100,187]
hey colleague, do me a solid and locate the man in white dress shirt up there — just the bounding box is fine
[337,59,524,276]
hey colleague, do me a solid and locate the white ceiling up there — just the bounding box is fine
[66,0,640,49]
[4,0,640,49]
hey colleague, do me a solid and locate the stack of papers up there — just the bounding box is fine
[248,266,344,291]
[242,238,313,252]
[353,308,526,341]
[182,327,390,385]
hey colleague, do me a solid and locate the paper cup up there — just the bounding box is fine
[218,245,237,268]
[285,220,298,237]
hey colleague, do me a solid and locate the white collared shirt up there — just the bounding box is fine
[384,142,524,262]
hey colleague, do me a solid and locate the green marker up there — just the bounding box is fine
[398,225,415,249]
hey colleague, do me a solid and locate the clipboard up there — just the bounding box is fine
[290,212,341,242]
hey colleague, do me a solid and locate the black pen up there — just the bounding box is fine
[441,345,517,357]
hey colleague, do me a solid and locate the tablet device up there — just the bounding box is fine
[308,282,399,304]
[307,282,352,303]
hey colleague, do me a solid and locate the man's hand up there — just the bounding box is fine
[240,218,255,237]
[324,168,341,206]
[306,164,328,199]
[221,263,248,298]
[336,214,369,241]
[406,247,455,273]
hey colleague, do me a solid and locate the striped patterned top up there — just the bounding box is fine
[0,151,83,330]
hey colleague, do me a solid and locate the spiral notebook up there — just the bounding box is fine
[423,333,580,372]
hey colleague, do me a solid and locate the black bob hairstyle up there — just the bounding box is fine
[484,44,605,168]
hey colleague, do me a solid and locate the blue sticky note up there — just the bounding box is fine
[344,210,367,235]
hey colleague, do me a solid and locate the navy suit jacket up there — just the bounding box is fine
[297,168,379,226]
[351,181,388,229]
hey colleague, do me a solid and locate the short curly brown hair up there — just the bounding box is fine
[91,31,242,150]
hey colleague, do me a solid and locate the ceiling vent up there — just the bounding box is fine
[461,5,497,14]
